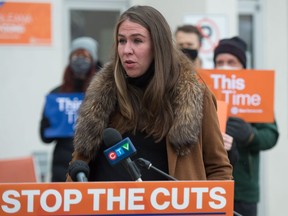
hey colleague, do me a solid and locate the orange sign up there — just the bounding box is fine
[217,100,228,132]
[199,69,275,123]
[0,2,51,45]
[0,181,234,215]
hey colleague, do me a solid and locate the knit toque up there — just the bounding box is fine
[71,37,98,62]
[213,36,247,68]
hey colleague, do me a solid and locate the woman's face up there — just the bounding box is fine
[70,49,93,79]
[117,19,154,78]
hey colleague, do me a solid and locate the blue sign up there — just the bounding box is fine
[44,93,84,138]
[104,138,136,166]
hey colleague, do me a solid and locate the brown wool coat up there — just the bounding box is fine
[66,62,233,181]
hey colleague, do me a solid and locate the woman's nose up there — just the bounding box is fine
[123,42,133,54]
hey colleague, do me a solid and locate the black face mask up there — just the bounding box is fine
[181,48,198,61]
[70,56,92,76]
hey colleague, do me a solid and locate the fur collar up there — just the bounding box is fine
[74,62,204,159]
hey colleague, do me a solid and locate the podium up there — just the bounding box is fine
[0,180,234,215]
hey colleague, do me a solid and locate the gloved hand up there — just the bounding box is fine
[226,117,254,147]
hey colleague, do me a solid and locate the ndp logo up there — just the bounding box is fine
[108,142,130,160]
[104,137,136,166]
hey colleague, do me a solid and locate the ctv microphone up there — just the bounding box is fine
[103,128,142,182]
[68,160,90,182]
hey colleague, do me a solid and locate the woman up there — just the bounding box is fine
[66,6,232,181]
[40,36,99,182]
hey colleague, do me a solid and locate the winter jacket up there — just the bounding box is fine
[40,86,74,182]
[66,62,233,181]
[234,122,279,203]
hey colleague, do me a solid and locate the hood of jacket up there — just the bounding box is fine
[74,61,205,159]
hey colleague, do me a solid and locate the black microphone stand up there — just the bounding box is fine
[122,158,142,182]
[135,158,177,181]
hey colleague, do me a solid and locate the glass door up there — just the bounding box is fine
[64,0,129,64]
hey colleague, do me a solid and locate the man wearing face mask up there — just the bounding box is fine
[214,36,279,216]
[39,36,100,182]
[176,27,239,166]
[175,24,203,68]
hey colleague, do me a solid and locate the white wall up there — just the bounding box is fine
[262,0,288,215]
[0,0,64,168]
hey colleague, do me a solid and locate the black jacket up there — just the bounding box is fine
[40,86,74,182]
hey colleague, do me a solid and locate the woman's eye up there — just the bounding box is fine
[134,38,142,43]
[118,38,126,44]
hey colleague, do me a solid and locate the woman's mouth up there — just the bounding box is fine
[124,60,136,68]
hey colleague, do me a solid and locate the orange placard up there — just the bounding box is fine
[0,2,51,45]
[0,181,234,215]
[217,100,228,132]
[199,69,275,123]
[0,156,37,183]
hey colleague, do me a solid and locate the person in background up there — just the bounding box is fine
[175,24,203,68]
[214,36,279,216]
[175,25,238,166]
[40,36,99,182]
[66,5,232,182]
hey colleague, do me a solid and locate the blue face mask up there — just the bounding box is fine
[70,56,92,76]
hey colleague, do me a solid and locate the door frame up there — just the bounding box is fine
[238,2,266,215]
[239,0,263,69]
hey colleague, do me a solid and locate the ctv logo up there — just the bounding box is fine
[104,137,136,166]
[108,142,130,160]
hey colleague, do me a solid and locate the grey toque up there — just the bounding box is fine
[71,36,98,62]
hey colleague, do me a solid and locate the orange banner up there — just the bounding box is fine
[0,181,234,215]
[199,69,275,123]
[217,100,228,132]
[0,2,51,45]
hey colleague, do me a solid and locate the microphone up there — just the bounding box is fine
[68,160,90,182]
[135,158,178,181]
[103,128,142,182]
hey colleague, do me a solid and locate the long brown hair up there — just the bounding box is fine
[111,5,187,141]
